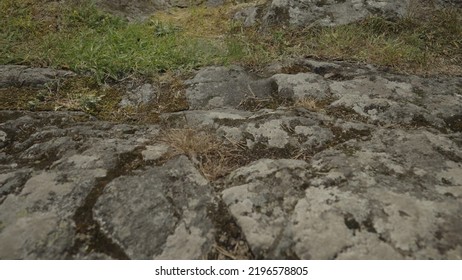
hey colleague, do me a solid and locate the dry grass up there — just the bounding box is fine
[152,5,230,39]
[158,128,244,180]
[294,98,322,112]
[3,0,461,80]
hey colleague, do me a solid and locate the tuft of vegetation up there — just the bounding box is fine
[0,72,189,123]
[158,128,244,180]
[294,98,323,112]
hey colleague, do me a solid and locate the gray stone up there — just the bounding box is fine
[0,169,31,200]
[272,73,331,101]
[94,156,215,259]
[0,211,74,259]
[163,108,336,153]
[222,128,462,259]
[0,130,7,149]
[0,65,75,88]
[234,6,260,27]
[0,110,159,259]
[0,130,6,142]
[0,169,103,259]
[185,66,276,110]
[263,0,410,27]
[1,57,462,260]
[141,143,170,161]
[120,83,157,108]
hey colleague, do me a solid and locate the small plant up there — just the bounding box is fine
[150,20,180,37]
[294,98,322,112]
[158,128,243,180]
[79,93,104,112]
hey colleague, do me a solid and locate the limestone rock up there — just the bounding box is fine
[185,66,276,110]
[272,72,331,102]
[233,6,260,27]
[0,111,159,259]
[263,0,410,27]
[221,128,462,259]
[1,57,461,260]
[94,156,215,259]
[0,65,74,88]
[120,83,157,108]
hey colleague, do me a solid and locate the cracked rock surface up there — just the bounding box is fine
[1,59,461,259]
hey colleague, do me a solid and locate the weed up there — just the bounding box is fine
[150,20,180,37]
[294,98,322,112]
[158,128,242,180]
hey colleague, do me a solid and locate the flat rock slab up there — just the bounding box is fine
[183,61,462,133]
[0,111,160,259]
[94,156,215,259]
[223,128,462,259]
[0,65,75,88]
[185,66,276,110]
[263,0,410,27]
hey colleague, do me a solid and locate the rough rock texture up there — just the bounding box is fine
[259,0,410,27]
[185,66,276,110]
[0,111,160,259]
[119,83,157,108]
[234,0,462,28]
[1,58,461,259]
[94,156,215,259]
[93,0,210,19]
[0,65,75,88]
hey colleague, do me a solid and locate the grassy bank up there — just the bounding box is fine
[2,0,461,80]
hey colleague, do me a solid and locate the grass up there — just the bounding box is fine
[1,0,461,81]
[158,128,244,180]
[0,0,228,80]
[0,72,189,123]
[227,10,461,74]
[294,98,322,112]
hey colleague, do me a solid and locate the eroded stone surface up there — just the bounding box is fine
[237,0,461,28]
[94,156,214,259]
[119,83,157,108]
[1,58,461,259]
[0,65,75,88]
[0,111,159,259]
[185,66,276,110]
[94,0,208,19]
[222,129,462,259]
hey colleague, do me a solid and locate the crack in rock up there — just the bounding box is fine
[67,149,144,259]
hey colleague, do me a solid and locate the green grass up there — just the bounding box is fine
[227,10,461,74]
[1,0,461,81]
[1,0,228,80]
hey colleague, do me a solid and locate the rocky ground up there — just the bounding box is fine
[1,0,461,260]
[1,58,461,259]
